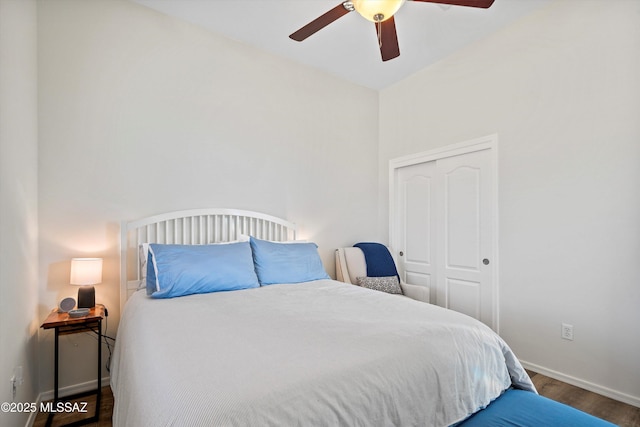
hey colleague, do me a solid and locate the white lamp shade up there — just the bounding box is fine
[70,258,103,285]
[352,0,406,22]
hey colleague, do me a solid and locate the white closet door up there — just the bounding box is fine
[395,162,437,294]
[392,142,496,330]
[435,149,494,329]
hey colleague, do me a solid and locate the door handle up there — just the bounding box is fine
[482,258,490,265]
[399,251,404,257]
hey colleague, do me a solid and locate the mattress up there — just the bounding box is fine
[111,279,535,426]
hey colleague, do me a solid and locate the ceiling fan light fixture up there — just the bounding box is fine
[351,0,406,23]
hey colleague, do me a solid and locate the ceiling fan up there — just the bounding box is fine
[289,0,495,62]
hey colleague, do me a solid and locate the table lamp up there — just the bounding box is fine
[70,258,102,309]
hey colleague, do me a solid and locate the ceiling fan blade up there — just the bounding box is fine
[376,16,400,62]
[289,3,352,42]
[412,0,495,8]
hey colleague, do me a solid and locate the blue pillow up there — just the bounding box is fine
[146,242,259,298]
[250,237,329,285]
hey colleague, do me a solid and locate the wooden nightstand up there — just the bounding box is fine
[40,304,105,427]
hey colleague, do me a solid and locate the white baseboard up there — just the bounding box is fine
[521,360,640,408]
[38,375,110,402]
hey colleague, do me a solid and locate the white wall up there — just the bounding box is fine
[0,0,40,426]
[37,0,379,395]
[28,0,640,410]
[379,0,640,405]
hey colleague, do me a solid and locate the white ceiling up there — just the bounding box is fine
[132,0,551,90]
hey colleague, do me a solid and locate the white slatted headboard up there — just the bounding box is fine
[120,208,296,311]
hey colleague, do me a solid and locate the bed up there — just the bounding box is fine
[113,208,535,426]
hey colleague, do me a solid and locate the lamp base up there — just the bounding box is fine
[77,286,95,309]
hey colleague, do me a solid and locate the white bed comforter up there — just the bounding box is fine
[111,280,534,427]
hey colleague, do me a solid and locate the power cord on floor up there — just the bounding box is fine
[85,306,116,374]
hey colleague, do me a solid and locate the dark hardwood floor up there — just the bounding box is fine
[528,371,640,427]
[33,372,639,426]
[32,387,113,427]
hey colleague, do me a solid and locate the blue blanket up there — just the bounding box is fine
[353,242,400,281]
[458,389,616,427]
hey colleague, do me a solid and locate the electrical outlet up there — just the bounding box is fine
[10,366,23,401]
[561,323,574,341]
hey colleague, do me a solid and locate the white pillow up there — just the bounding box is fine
[139,243,150,279]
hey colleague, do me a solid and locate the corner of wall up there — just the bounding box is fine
[0,0,40,425]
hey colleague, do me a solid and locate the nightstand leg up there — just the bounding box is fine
[45,328,60,427]
[96,318,102,420]
[54,327,59,402]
